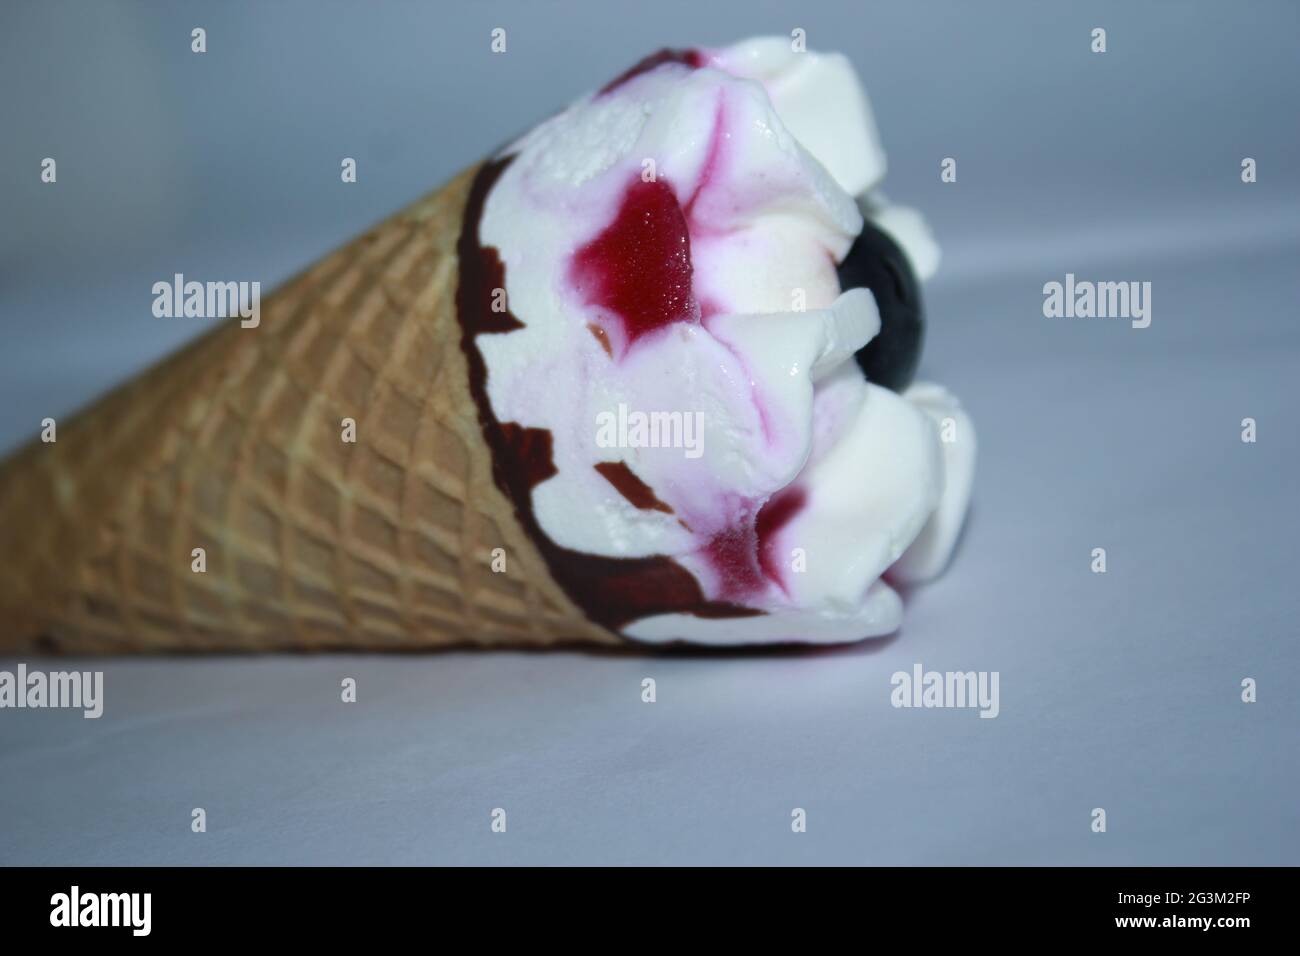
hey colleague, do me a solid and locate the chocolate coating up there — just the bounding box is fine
[836,222,925,393]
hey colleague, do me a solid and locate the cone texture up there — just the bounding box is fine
[0,165,621,653]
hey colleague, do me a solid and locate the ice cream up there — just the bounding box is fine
[458,37,976,645]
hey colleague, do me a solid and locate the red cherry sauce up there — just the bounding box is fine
[756,485,807,594]
[705,486,807,600]
[569,177,700,357]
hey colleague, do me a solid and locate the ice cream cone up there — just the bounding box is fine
[0,165,623,654]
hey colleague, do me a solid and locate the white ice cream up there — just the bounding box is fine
[473,37,975,644]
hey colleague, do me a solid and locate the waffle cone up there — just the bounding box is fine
[0,165,622,653]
